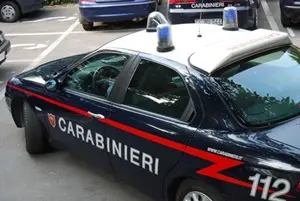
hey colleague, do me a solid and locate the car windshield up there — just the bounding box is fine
[212,45,300,126]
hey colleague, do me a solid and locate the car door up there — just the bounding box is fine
[104,54,202,199]
[43,49,137,171]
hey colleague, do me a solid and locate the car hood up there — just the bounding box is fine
[18,53,88,85]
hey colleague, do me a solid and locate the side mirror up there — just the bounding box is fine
[44,79,58,92]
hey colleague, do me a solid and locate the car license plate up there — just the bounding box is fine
[0,52,5,62]
[195,18,223,25]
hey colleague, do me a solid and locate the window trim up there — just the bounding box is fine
[209,44,300,130]
[114,53,197,123]
[57,49,138,102]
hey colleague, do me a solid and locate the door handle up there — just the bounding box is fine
[88,111,105,119]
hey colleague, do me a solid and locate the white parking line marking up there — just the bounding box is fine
[25,44,48,50]
[286,27,296,37]
[261,0,280,31]
[58,16,77,21]
[6,31,87,36]
[0,19,80,100]
[22,19,79,73]
[5,59,34,63]
[6,32,64,36]
[0,81,4,84]
[11,44,48,50]
[11,44,35,48]
[23,16,66,23]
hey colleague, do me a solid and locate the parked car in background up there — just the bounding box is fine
[280,0,300,27]
[0,0,46,22]
[79,0,160,31]
[167,0,260,30]
[0,30,11,65]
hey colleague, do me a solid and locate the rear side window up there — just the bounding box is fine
[213,46,300,126]
[123,59,190,119]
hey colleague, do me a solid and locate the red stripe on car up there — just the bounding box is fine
[6,84,295,198]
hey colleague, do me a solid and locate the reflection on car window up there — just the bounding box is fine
[64,53,129,98]
[214,46,300,126]
[123,59,190,119]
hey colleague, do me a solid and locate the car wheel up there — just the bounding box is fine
[176,179,224,201]
[249,7,258,30]
[0,1,21,23]
[82,23,94,31]
[23,101,52,154]
[281,12,293,27]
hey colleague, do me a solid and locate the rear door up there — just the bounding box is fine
[105,53,202,199]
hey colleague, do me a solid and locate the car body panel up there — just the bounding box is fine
[79,0,156,22]
[280,0,300,23]
[101,52,204,200]
[14,0,46,14]
[168,2,257,29]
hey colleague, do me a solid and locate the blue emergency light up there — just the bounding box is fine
[157,24,175,52]
[223,6,239,31]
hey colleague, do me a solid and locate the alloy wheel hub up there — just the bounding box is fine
[1,5,15,20]
[183,191,213,201]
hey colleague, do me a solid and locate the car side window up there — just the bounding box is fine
[63,53,130,98]
[123,59,190,119]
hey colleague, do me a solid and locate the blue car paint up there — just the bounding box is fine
[79,0,157,22]
[5,48,300,201]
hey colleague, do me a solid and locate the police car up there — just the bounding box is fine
[280,0,300,27]
[5,8,300,201]
[167,0,260,30]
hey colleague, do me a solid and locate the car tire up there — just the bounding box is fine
[281,12,293,27]
[0,1,21,23]
[176,179,224,201]
[82,23,94,31]
[23,101,52,155]
[249,7,258,30]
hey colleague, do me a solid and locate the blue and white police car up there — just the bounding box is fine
[5,9,300,201]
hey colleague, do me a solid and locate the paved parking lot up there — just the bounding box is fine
[0,1,300,201]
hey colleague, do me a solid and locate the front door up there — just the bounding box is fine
[104,56,199,199]
[43,50,135,171]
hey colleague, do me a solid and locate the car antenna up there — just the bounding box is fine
[197,0,205,37]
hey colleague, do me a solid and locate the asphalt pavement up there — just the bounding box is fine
[0,2,299,201]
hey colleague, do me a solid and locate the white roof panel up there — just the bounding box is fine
[189,29,291,74]
[101,24,291,74]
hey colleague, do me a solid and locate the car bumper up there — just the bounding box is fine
[0,39,11,66]
[281,3,300,21]
[168,7,254,29]
[79,0,156,22]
